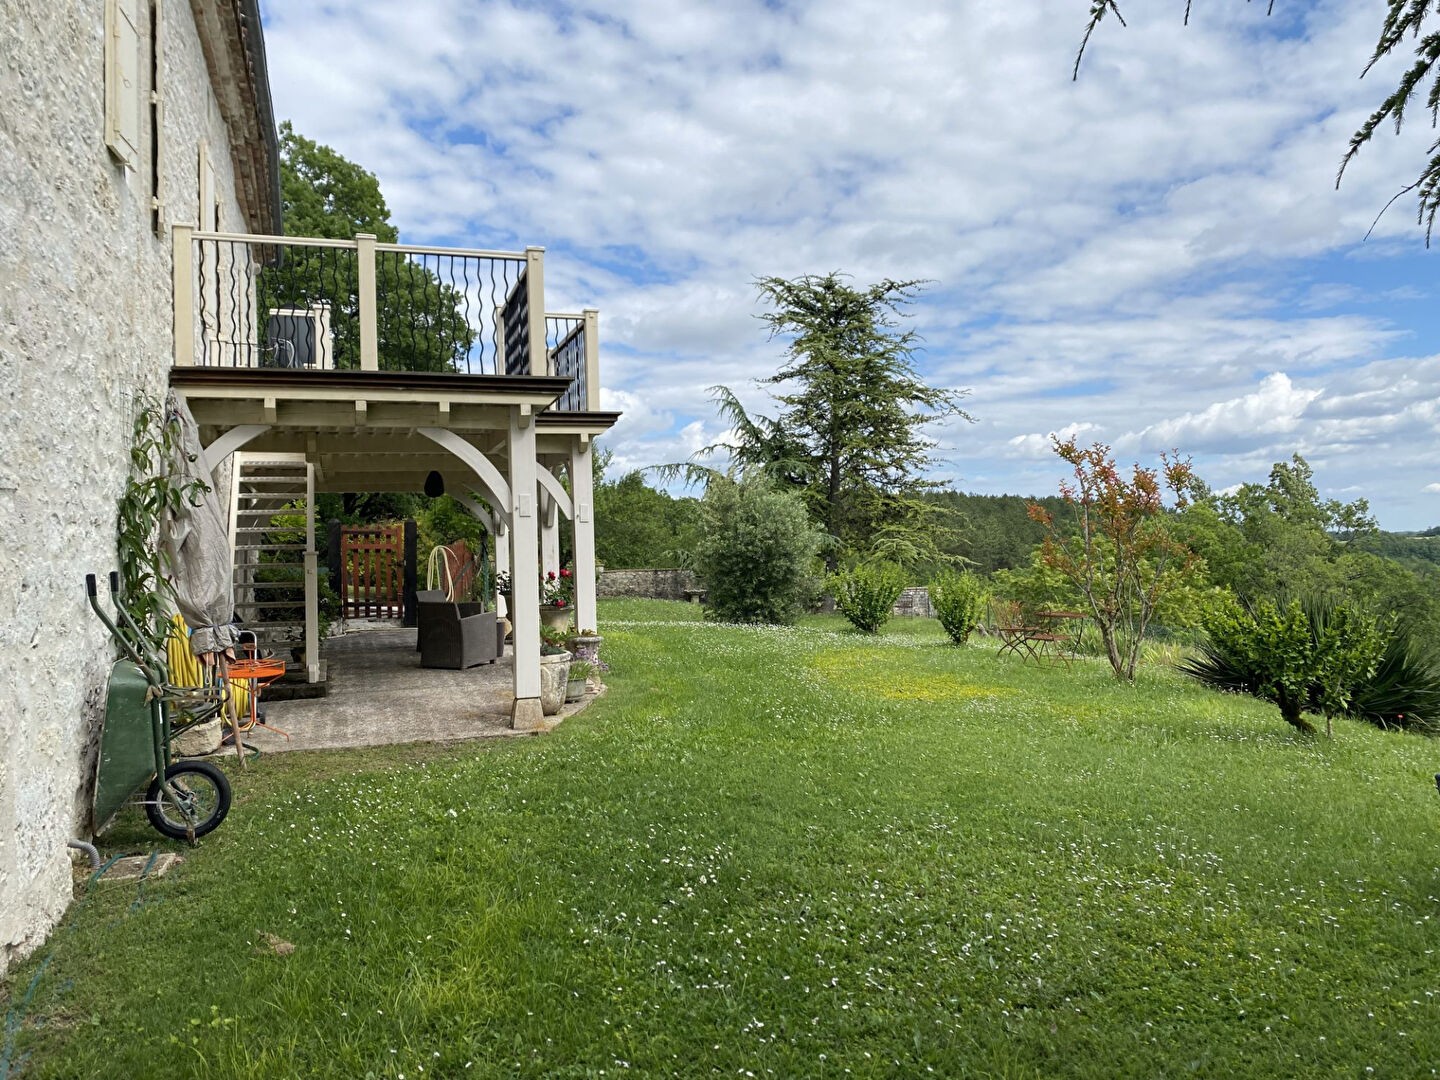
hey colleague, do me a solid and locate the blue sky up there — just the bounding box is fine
[259,0,1440,529]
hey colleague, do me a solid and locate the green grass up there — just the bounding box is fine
[7,599,1440,1078]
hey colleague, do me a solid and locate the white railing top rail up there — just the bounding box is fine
[190,230,531,262]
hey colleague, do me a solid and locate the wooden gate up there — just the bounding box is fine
[341,524,406,618]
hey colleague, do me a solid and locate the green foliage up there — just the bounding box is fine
[592,450,703,569]
[692,475,824,624]
[926,490,1071,573]
[929,570,989,645]
[1185,593,1389,735]
[708,273,971,570]
[830,561,908,634]
[272,122,473,373]
[115,401,208,652]
[417,495,487,556]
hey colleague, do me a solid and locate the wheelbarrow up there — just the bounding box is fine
[86,573,232,841]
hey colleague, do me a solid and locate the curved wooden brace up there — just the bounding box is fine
[416,427,513,526]
[201,424,271,474]
[536,467,572,520]
[455,493,501,533]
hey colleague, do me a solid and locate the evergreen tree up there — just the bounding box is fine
[714,273,970,572]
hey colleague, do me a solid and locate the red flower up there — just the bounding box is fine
[556,600,566,607]
[560,569,572,578]
[547,571,556,580]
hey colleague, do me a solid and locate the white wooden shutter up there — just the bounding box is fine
[105,0,141,166]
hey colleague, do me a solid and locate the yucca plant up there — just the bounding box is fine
[1348,629,1440,735]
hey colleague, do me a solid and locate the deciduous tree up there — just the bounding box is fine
[269,122,473,372]
[1029,437,1200,679]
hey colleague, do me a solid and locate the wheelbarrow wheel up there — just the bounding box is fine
[146,761,232,840]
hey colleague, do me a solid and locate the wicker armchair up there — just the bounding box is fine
[418,601,499,669]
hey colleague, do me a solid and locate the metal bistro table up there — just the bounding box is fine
[996,610,1086,666]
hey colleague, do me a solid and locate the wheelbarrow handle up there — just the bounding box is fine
[109,571,121,595]
[86,573,97,598]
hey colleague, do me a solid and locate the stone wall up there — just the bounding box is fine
[0,0,248,978]
[599,569,701,602]
[893,586,934,618]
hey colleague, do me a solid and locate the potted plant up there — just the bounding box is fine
[538,625,571,715]
[566,628,607,682]
[539,567,575,632]
[565,660,593,703]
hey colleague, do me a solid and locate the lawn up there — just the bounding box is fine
[6,599,1439,1078]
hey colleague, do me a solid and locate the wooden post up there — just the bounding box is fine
[508,408,542,728]
[327,520,342,597]
[582,308,600,411]
[402,519,418,628]
[524,247,546,376]
[357,233,379,371]
[172,223,194,366]
[570,438,597,633]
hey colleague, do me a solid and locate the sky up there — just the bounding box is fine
[258,0,1440,530]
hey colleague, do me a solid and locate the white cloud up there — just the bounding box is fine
[258,0,1440,527]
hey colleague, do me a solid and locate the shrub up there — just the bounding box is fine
[692,476,824,624]
[930,571,988,644]
[1183,593,1387,736]
[831,561,908,634]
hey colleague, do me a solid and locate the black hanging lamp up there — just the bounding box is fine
[424,470,445,498]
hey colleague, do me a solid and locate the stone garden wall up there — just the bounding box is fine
[599,569,700,602]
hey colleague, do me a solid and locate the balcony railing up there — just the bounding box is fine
[172,228,600,411]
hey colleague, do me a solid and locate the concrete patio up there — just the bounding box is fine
[247,628,591,753]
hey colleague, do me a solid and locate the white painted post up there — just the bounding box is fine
[494,522,510,617]
[540,486,560,578]
[570,438,598,633]
[357,233,379,371]
[172,224,194,366]
[582,308,600,411]
[508,409,543,728]
[524,247,546,375]
[303,462,320,682]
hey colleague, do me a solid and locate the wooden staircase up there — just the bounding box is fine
[228,452,320,680]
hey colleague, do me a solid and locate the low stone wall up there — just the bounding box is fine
[893,586,934,618]
[599,568,700,602]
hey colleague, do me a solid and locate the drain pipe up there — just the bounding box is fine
[67,839,101,870]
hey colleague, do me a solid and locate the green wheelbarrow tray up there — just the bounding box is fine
[93,659,164,832]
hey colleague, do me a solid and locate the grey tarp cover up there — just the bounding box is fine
[162,394,240,658]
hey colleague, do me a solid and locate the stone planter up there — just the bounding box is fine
[539,650,571,715]
[539,604,573,634]
[566,632,603,666]
[564,675,587,704]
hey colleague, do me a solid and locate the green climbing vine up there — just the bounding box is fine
[114,399,208,652]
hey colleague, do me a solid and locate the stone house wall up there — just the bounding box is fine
[0,0,248,978]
